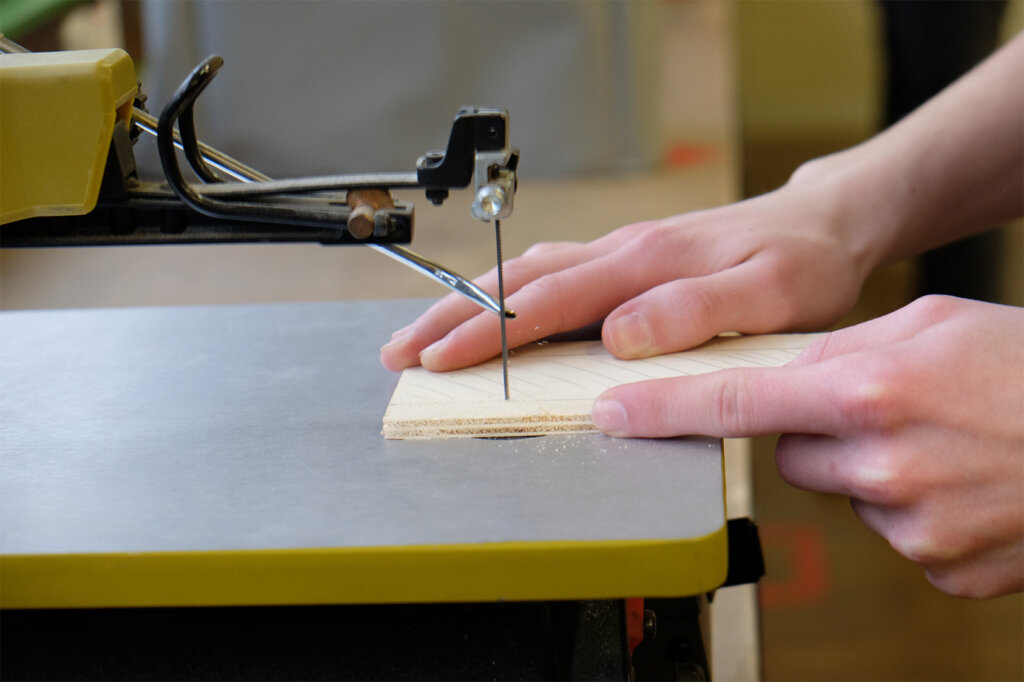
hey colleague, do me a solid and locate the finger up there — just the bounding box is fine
[849,499,960,566]
[851,498,1024,597]
[924,543,1024,598]
[850,501,961,568]
[380,294,481,371]
[790,296,955,366]
[775,433,926,508]
[601,260,807,359]
[591,361,851,438]
[773,434,872,498]
[380,241,607,370]
[848,498,899,539]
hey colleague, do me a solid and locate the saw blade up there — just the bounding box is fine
[495,219,510,400]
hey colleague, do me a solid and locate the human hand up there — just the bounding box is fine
[592,295,1024,598]
[381,178,869,372]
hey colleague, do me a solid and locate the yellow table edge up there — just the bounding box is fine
[0,529,728,609]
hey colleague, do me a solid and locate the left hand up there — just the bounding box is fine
[592,295,1024,598]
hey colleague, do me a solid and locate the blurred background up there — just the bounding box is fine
[1,1,1022,679]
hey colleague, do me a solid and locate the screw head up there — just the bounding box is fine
[472,184,509,221]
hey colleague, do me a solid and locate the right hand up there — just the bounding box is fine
[381,175,870,373]
[590,295,1024,598]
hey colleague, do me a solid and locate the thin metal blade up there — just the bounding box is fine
[495,219,510,400]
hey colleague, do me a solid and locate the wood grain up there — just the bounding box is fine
[382,334,818,439]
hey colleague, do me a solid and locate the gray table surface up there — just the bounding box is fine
[0,300,724,556]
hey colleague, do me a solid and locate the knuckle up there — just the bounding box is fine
[616,220,656,238]
[887,523,948,565]
[909,293,960,318]
[846,439,931,506]
[794,330,836,365]
[755,255,805,326]
[849,456,908,504]
[904,294,968,328]
[525,272,570,329]
[710,371,754,435]
[502,256,532,283]
[757,247,860,329]
[629,227,664,256]
[833,358,911,431]
[629,222,680,255]
[925,567,1001,599]
[521,241,553,258]
[668,283,717,336]
[522,241,573,258]
[529,270,567,298]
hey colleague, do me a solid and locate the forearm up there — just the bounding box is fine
[792,32,1024,276]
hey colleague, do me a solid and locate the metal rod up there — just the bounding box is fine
[133,110,270,183]
[180,174,422,197]
[137,113,421,191]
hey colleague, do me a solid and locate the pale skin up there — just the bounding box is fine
[382,34,1024,598]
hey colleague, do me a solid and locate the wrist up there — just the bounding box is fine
[785,145,903,280]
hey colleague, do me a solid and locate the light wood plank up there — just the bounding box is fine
[382,334,818,439]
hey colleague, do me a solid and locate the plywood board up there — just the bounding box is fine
[382,334,818,439]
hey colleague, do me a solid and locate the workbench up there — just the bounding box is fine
[1,299,740,679]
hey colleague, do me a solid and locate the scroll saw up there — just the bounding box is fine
[0,40,764,681]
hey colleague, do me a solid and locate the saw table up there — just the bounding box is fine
[0,299,737,679]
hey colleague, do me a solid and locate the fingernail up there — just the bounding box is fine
[419,338,447,368]
[380,334,409,356]
[606,312,653,358]
[592,398,628,435]
[379,349,405,372]
[380,346,403,370]
[390,325,413,341]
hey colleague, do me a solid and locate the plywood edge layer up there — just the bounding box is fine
[383,397,596,439]
[383,414,596,439]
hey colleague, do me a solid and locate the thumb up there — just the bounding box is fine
[602,260,809,360]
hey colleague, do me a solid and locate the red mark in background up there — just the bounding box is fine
[758,522,831,608]
[664,142,717,168]
[625,597,645,653]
